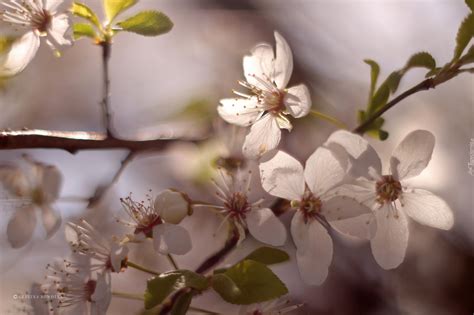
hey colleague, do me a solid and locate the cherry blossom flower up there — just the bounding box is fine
[218,31,311,159]
[119,189,192,255]
[0,0,71,76]
[203,167,287,246]
[43,259,111,315]
[65,219,129,274]
[0,157,62,248]
[259,148,372,285]
[239,298,303,315]
[329,130,454,269]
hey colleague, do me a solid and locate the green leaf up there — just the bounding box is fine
[460,45,474,64]
[369,84,390,113]
[144,270,209,309]
[404,52,436,70]
[466,0,474,11]
[73,23,97,40]
[104,0,138,23]
[212,260,288,305]
[71,2,101,28]
[117,11,173,36]
[364,59,380,99]
[454,13,474,60]
[170,291,193,315]
[385,71,403,93]
[243,247,290,265]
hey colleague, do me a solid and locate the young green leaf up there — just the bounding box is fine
[466,0,474,11]
[454,13,474,60]
[116,11,173,36]
[71,2,101,28]
[104,0,138,23]
[369,84,390,114]
[170,291,193,315]
[73,23,97,40]
[364,59,380,99]
[385,71,403,93]
[404,52,436,71]
[460,45,474,64]
[243,247,290,265]
[212,260,288,305]
[144,270,208,309]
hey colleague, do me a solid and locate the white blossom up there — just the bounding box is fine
[218,31,311,159]
[65,219,129,274]
[329,130,454,269]
[204,167,287,246]
[239,298,303,315]
[0,157,62,248]
[259,147,372,285]
[0,0,71,76]
[119,189,192,255]
[43,259,111,315]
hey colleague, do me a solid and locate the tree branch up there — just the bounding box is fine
[0,129,197,154]
[100,41,113,137]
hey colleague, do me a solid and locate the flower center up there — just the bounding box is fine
[31,187,45,205]
[375,175,402,204]
[134,215,163,238]
[84,280,97,302]
[224,192,251,219]
[261,90,285,114]
[31,9,52,34]
[292,190,322,222]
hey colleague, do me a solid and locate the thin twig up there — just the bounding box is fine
[100,41,113,137]
[88,151,136,208]
[0,129,197,153]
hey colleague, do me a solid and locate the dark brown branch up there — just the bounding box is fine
[0,129,196,154]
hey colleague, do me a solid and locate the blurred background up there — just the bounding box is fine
[1,0,473,314]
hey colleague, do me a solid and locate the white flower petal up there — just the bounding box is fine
[48,13,72,46]
[284,84,311,118]
[110,243,129,273]
[41,165,62,203]
[40,206,61,239]
[371,206,409,269]
[91,272,112,315]
[243,43,275,90]
[246,208,287,246]
[155,190,189,224]
[390,130,435,180]
[305,147,345,196]
[45,0,63,12]
[296,221,333,285]
[290,211,308,251]
[243,114,282,159]
[7,206,37,248]
[273,31,293,89]
[153,223,192,255]
[0,165,30,197]
[259,150,305,200]
[218,98,262,127]
[324,130,382,178]
[1,31,40,76]
[331,213,377,240]
[64,222,79,244]
[401,189,453,230]
[331,183,378,210]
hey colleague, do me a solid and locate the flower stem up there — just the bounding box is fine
[100,40,113,137]
[167,254,179,270]
[112,291,144,301]
[126,261,160,276]
[310,110,347,129]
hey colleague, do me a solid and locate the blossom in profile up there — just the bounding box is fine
[259,147,372,285]
[43,259,111,315]
[0,0,71,76]
[330,130,454,269]
[65,219,129,273]
[206,167,287,246]
[239,298,303,315]
[0,157,63,248]
[119,189,192,255]
[218,31,311,159]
